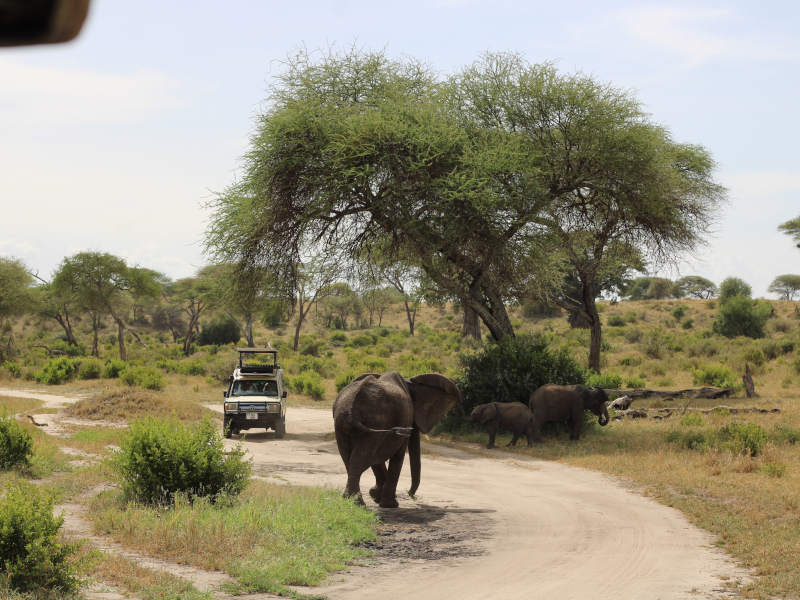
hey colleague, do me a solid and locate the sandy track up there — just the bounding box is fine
[213,405,748,600]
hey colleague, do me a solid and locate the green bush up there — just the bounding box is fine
[197,317,241,346]
[607,315,626,327]
[1,360,22,378]
[772,424,800,445]
[120,366,164,391]
[713,296,770,338]
[111,416,250,505]
[329,332,348,345]
[102,358,127,378]
[618,356,642,367]
[290,370,325,400]
[679,412,705,427]
[35,357,78,385]
[692,364,739,389]
[666,429,708,450]
[742,347,765,366]
[682,319,694,330]
[585,371,623,389]
[719,277,752,302]
[335,371,357,393]
[624,376,646,388]
[0,483,81,593]
[0,416,33,469]
[50,339,86,357]
[77,358,102,380]
[671,305,686,320]
[347,333,377,348]
[454,334,584,419]
[715,422,767,456]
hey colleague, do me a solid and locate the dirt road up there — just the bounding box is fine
[214,405,748,600]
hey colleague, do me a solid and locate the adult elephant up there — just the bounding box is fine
[528,384,609,442]
[333,371,460,508]
[470,402,534,449]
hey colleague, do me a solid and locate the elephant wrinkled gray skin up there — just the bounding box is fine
[333,372,461,508]
[470,402,534,449]
[528,384,609,442]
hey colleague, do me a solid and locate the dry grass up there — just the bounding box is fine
[64,388,215,422]
[0,394,43,415]
[91,553,211,600]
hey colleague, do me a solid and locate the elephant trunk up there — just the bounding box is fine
[408,426,421,497]
[598,403,609,426]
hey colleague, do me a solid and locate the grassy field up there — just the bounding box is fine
[2,297,800,598]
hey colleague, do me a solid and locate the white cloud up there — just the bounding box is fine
[0,58,182,126]
[617,6,799,66]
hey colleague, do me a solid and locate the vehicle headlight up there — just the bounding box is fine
[224,402,238,413]
[266,403,281,413]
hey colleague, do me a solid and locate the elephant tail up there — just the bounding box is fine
[350,416,413,437]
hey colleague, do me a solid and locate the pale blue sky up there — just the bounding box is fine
[1,1,798,297]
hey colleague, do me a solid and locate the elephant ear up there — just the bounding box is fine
[407,373,461,433]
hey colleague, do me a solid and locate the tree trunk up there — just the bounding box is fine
[583,281,602,372]
[91,314,100,357]
[54,311,78,346]
[116,318,127,361]
[293,301,308,351]
[403,297,416,336]
[461,303,481,340]
[245,314,254,346]
[743,363,756,398]
[466,287,514,341]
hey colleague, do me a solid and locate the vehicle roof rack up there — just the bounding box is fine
[236,348,278,372]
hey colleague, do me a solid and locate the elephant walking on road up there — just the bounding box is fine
[470,402,534,448]
[528,384,609,442]
[333,372,460,508]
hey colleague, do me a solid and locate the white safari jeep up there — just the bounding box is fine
[223,348,287,438]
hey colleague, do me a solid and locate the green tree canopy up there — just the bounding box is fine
[778,216,800,248]
[768,274,800,301]
[0,257,34,359]
[674,275,718,299]
[206,49,723,361]
[719,277,752,303]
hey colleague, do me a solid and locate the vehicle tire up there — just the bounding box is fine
[223,416,232,439]
[275,416,286,439]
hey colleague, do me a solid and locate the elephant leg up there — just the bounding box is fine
[569,407,582,440]
[532,419,543,443]
[379,445,406,508]
[369,462,387,502]
[343,445,374,505]
[486,422,497,449]
[507,431,520,447]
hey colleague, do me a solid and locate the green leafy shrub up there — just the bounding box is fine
[197,317,241,346]
[347,333,377,348]
[335,371,357,393]
[290,370,325,400]
[714,422,767,456]
[120,366,164,391]
[607,315,626,327]
[177,360,206,376]
[692,364,738,389]
[102,358,127,378]
[77,358,102,380]
[742,347,765,366]
[682,319,694,329]
[719,277,752,302]
[1,360,22,378]
[35,357,78,385]
[0,483,81,593]
[0,416,33,469]
[585,371,623,389]
[679,412,705,427]
[50,339,87,357]
[624,376,646,388]
[111,416,250,505]
[713,296,770,338]
[300,340,324,356]
[454,334,584,419]
[666,429,708,450]
[671,305,686,320]
[329,332,347,345]
[618,356,641,367]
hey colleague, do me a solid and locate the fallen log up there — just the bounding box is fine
[604,387,735,400]
[611,405,780,420]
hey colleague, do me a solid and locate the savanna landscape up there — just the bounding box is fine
[3,8,800,600]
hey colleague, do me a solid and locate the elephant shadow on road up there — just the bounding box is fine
[365,504,494,561]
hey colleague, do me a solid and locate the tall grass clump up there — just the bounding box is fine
[0,416,33,469]
[692,364,739,389]
[0,483,82,594]
[585,371,623,389]
[111,416,250,505]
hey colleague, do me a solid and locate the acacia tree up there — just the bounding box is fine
[53,253,159,360]
[168,269,221,355]
[32,280,80,347]
[674,275,718,299]
[769,274,800,301]
[206,49,722,362]
[289,257,338,350]
[0,257,34,359]
[779,216,800,248]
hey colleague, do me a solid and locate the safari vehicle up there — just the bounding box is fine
[223,348,287,438]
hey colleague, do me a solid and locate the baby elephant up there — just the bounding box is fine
[470,402,534,449]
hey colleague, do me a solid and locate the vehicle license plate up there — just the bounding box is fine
[246,412,258,420]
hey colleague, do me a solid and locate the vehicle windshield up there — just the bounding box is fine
[231,380,278,396]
